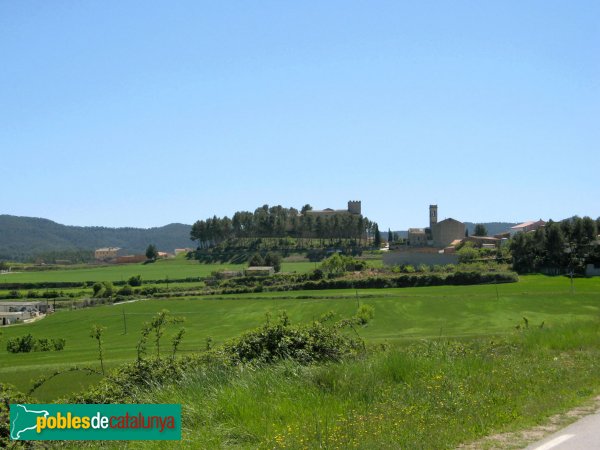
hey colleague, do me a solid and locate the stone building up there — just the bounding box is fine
[408,205,466,248]
[305,200,361,217]
[407,228,427,246]
[94,247,121,261]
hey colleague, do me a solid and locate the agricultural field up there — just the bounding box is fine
[1,275,599,402]
[0,258,323,285]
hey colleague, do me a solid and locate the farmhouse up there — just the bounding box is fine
[510,220,546,236]
[94,247,121,262]
[0,301,49,326]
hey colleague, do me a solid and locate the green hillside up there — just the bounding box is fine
[0,215,192,261]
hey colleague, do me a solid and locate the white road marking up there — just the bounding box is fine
[533,434,575,450]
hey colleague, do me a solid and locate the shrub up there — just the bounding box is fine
[128,275,142,287]
[118,284,133,296]
[92,282,103,296]
[6,334,66,353]
[6,334,35,353]
[264,252,282,272]
[355,304,375,325]
[248,253,265,267]
[220,313,362,365]
[52,338,66,351]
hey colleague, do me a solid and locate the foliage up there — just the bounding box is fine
[190,203,377,249]
[374,224,381,247]
[117,284,134,296]
[0,215,191,262]
[6,334,65,353]
[319,253,368,276]
[264,252,282,272]
[134,320,600,450]
[510,216,599,273]
[90,324,106,375]
[219,312,364,365]
[93,281,114,298]
[146,244,158,261]
[354,304,375,325]
[248,253,264,267]
[457,242,480,263]
[128,274,142,286]
[0,383,32,446]
[474,223,488,236]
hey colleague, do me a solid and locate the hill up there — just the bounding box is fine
[464,222,517,236]
[0,215,193,261]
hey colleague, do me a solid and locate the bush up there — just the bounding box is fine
[6,334,35,353]
[355,304,375,325]
[118,284,134,296]
[92,282,103,296]
[220,314,362,365]
[6,334,66,353]
[52,338,66,351]
[264,252,282,273]
[248,253,265,267]
[128,275,142,287]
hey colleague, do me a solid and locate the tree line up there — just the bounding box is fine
[190,204,378,248]
[510,216,600,273]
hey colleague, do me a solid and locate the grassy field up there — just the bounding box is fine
[1,275,599,401]
[0,258,321,285]
[124,321,600,449]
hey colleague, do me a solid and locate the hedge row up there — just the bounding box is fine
[0,276,204,290]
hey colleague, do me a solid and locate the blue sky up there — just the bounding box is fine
[1,1,598,230]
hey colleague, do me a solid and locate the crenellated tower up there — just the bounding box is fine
[348,200,362,215]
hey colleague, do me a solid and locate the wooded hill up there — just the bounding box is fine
[0,215,192,262]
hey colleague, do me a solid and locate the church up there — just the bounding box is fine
[408,205,465,248]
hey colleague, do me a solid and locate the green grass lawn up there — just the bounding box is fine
[1,275,599,401]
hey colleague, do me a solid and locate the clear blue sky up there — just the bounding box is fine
[1,1,598,230]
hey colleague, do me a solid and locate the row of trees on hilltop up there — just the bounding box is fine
[190,204,378,248]
[510,216,600,273]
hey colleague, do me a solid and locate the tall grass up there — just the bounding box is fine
[108,320,600,449]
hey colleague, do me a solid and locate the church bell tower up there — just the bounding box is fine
[429,205,438,228]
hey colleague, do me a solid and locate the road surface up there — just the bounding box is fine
[525,410,600,450]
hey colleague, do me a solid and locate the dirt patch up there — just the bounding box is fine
[457,395,600,450]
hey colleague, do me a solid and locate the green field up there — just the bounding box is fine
[1,275,599,401]
[0,258,321,285]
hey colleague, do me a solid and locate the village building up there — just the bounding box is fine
[510,220,546,236]
[0,301,50,326]
[407,205,466,248]
[94,247,121,262]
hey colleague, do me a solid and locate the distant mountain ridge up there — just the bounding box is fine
[0,215,193,261]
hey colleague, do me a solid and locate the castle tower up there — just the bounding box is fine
[429,204,438,228]
[348,200,361,215]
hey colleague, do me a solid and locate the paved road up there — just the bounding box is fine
[524,410,600,450]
